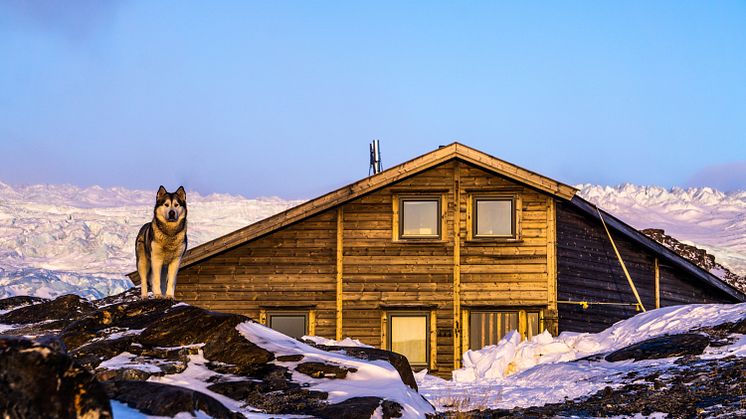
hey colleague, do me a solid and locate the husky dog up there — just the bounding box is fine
[136,186,188,299]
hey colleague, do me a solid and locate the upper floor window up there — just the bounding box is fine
[399,197,441,239]
[471,196,517,239]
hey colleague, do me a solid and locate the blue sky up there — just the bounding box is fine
[1,1,745,198]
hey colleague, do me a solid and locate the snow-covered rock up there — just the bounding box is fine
[0,291,434,418]
[418,302,746,413]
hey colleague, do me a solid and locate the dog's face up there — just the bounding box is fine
[154,185,187,223]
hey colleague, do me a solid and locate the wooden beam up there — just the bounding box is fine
[546,197,558,334]
[380,311,388,350]
[309,309,317,336]
[430,309,438,371]
[453,162,462,370]
[461,308,470,354]
[336,207,344,340]
[654,257,660,309]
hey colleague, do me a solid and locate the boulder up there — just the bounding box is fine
[0,335,112,419]
[208,380,328,414]
[296,361,358,379]
[103,380,243,419]
[314,396,404,419]
[138,305,275,374]
[0,294,95,325]
[322,345,419,390]
[61,298,176,349]
[605,333,711,362]
[0,295,48,312]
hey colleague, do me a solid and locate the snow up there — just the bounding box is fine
[302,335,374,348]
[237,321,435,418]
[148,352,313,419]
[578,184,746,277]
[98,352,164,373]
[418,303,746,411]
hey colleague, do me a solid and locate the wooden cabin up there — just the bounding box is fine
[128,143,745,376]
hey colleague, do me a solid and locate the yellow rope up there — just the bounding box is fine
[596,206,646,312]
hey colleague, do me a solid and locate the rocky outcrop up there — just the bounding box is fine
[103,380,243,419]
[0,291,431,418]
[0,335,112,419]
[604,333,711,362]
[642,228,746,292]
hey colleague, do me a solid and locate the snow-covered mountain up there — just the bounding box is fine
[578,184,746,278]
[0,180,744,299]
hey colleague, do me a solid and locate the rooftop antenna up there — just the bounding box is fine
[369,140,382,175]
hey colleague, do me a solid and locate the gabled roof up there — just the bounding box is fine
[568,196,746,302]
[128,143,577,281]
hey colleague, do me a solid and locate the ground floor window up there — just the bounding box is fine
[388,312,430,367]
[468,308,543,350]
[267,311,308,339]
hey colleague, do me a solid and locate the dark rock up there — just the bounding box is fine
[72,336,136,369]
[96,368,152,382]
[277,354,304,362]
[605,333,711,362]
[381,400,404,418]
[103,380,243,419]
[296,361,357,379]
[0,319,71,337]
[0,295,48,312]
[313,396,383,419]
[0,294,95,325]
[137,306,274,374]
[208,380,328,414]
[93,287,141,308]
[322,345,419,390]
[0,335,112,419]
[61,298,176,349]
[730,317,746,334]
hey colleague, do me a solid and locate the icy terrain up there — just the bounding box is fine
[578,184,746,277]
[0,180,303,299]
[1,180,745,299]
[418,302,746,412]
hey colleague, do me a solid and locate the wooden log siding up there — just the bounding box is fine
[175,210,339,338]
[336,161,554,374]
[556,201,732,333]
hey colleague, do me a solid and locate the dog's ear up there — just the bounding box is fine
[157,185,167,199]
[175,186,186,201]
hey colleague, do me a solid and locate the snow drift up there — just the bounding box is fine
[418,302,746,411]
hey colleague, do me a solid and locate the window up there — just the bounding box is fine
[473,197,515,238]
[399,197,441,239]
[468,309,542,350]
[388,312,429,367]
[268,311,308,339]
